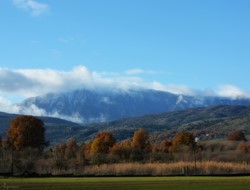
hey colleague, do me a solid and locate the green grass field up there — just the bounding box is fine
[1,176,250,190]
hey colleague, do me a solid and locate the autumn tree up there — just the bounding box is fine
[172,131,195,152]
[0,135,2,160]
[77,143,88,165]
[65,138,79,159]
[83,142,92,159]
[228,130,247,141]
[110,139,133,162]
[0,135,2,149]
[53,143,67,170]
[130,129,151,161]
[132,128,151,152]
[90,131,116,155]
[159,140,172,153]
[6,115,48,151]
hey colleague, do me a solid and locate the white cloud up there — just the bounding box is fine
[0,95,93,123]
[47,112,86,124]
[12,0,49,16]
[1,66,249,101]
[125,68,157,75]
[150,81,197,96]
[0,95,46,115]
[12,66,95,97]
[0,66,143,99]
[0,96,20,113]
[217,85,250,99]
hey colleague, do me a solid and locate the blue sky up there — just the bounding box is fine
[0,0,250,111]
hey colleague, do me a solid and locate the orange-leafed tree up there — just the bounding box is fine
[0,135,2,148]
[110,139,133,161]
[65,138,79,159]
[90,131,116,155]
[132,128,151,152]
[228,130,247,141]
[160,140,172,153]
[172,131,194,152]
[6,115,48,151]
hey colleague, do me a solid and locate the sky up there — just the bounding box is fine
[0,0,250,114]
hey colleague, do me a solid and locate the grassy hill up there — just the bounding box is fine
[86,105,250,142]
[1,105,250,145]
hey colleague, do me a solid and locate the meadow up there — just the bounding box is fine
[1,176,250,190]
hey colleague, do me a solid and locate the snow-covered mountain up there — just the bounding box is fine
[21,88,250,123]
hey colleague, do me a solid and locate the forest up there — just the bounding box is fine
[1,115,250,176]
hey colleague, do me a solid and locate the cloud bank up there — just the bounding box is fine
[217,85,249,99]
[1,66,249,99]
[0,65,249,122]
[12,0,49,16]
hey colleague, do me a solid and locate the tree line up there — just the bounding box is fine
[0,115,249,176]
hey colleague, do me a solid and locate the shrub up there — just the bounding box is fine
[172,131,194,152]
[228,130,247,141]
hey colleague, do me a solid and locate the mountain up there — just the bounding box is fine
[21,88,250,123]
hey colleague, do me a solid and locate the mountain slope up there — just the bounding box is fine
[87,105,250,141]
[21,88,250,123]
[1,105,250,144]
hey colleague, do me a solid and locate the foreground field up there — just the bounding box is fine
[1,176,250,190]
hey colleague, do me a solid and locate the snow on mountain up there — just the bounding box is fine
[21,88,250,124]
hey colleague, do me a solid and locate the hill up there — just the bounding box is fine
[86,105,250,142]
[1,105,250,144]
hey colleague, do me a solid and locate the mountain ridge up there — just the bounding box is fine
[21,88,250,123]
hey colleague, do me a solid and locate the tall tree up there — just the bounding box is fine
[172,131,194,152]
[6,115,48,151]
[0,135,2,159]
[90,132,116,155]
[132,129,151,152]
[228,130,247,141]
[0,135,2,149]
[65,138,79,159]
